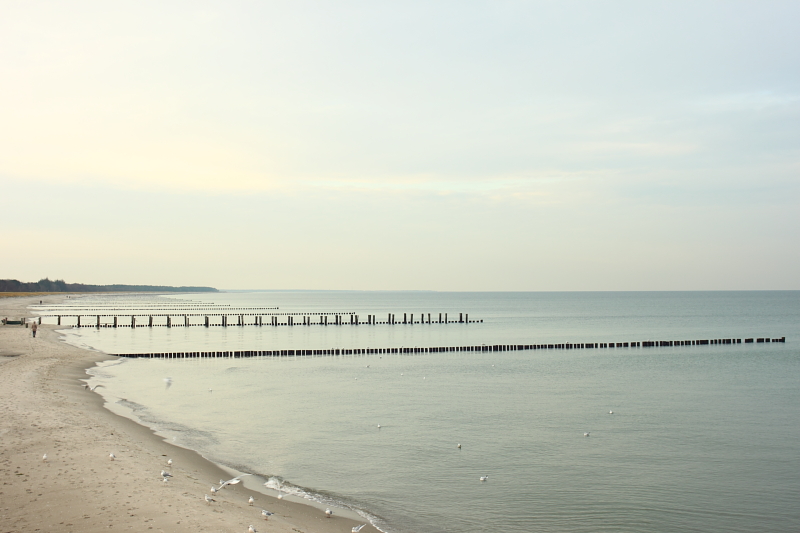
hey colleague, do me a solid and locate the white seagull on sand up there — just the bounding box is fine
[167,459,173,466]
[218,473,252,490]
[248,496,254,506]
[325,508,333,518]
[204,494,215,504]
[261,509,273,520]
[164,377,172,390]
[161,470,172,479]
[248,525,258,533]
[42,453,47,462]
[109,453,116,461]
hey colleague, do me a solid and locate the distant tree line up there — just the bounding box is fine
[0,278,218,293]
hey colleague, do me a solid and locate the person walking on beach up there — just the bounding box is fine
[31,321,38,338]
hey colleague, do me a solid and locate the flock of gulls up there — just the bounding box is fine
[76,370,615,532]
[77,379,371,533]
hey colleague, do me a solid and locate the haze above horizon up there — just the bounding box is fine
[1,1,798,291]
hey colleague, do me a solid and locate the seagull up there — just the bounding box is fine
[261,509,273,520]
[352,525,366,533]
[210,486,217,495]
[248,526,258,533]
[277,492,284,500]
[164,377,172,390]
[325,508,333,518]
[584,432,590,437]
[89,384,103,391]
[42,453,47,462]
[218,473,252,490]
[609,411,613,414]
[204,494,215,504]
[480,475,488,482]
[248,496,254,506]
[109,453,116,461]
[162,477,169,484]
[167,459,173,466]
[377,424,381,429]
[457,444,461,449]
[209,388,212,393]
[161,470,172,478]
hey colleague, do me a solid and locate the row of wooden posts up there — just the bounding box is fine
[117,337,786,358]
[55,312,481,327]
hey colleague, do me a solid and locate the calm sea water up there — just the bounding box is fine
[46,292,800,533]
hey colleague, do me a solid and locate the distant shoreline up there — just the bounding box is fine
[1,278,218,293]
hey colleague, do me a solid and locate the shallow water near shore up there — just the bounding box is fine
[48,291,800,533]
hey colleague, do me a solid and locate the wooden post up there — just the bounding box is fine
[445,313,448,324]
[96,315,100,328]
[131,316,135,328]
[149,316,153,327]
[465,313,468,323]
[428,313,431,324]
[167,316,171,328]
[205,316,209,327]
[404,313,407,324]
[439,313,442,323]
[113,316,117,328]
[410,313,414,324]
[57,315,61,325]
[459,313,463,323]
[77,315,81,327]
[185,315,189,327]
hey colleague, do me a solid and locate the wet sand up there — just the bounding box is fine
[0,295,375,533]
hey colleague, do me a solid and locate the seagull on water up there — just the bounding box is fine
[204,494,215,504]
[248,496,254,506]
[584,432,590,437]
[377,424,381,429]
[609,411,613,414]
[457,444,461,449]
[480,475,488,482]
[261,509,273,520]
[109,453,116,461]
[352,525,366,533]
[325,508,333,518]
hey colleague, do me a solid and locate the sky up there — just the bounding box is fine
[1,1,798,290]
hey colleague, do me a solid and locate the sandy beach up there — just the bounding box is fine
[0,295,376,533]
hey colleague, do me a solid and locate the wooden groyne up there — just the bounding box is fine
[43,312,480,327]
[114,336,786,358]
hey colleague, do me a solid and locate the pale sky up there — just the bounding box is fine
[1,1,798,290]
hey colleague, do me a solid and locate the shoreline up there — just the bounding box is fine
[0,295,376,533]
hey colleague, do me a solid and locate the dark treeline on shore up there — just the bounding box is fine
[0,278,218,293]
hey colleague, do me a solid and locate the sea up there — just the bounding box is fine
[38,291,800,533]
